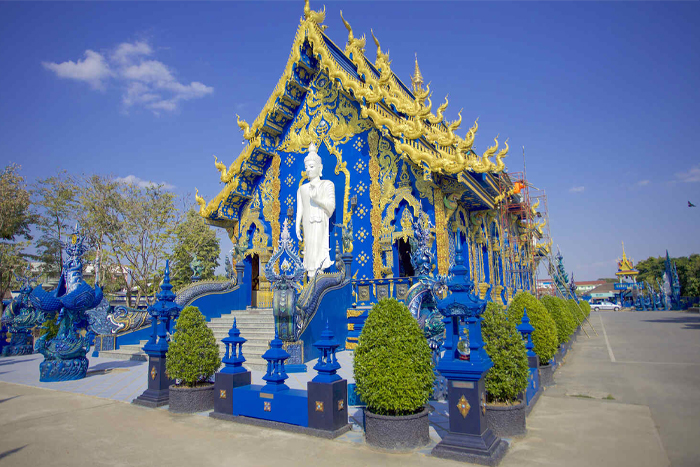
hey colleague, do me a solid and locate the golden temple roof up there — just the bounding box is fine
[616,241,639,276]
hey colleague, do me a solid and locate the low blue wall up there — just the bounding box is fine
[300,282,353,363]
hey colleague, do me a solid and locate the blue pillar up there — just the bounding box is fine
[517,308,540,407]
[431,233,508,465]
[133,260,182,408]
[214,317,252,415]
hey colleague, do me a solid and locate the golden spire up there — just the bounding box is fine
[411,53,424,94]
[621,241,627,261]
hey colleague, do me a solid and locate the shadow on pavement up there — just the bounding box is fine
[642,315,700,329]
[0,445,27,461]
[0,395,21,404]
[89,360,145,372]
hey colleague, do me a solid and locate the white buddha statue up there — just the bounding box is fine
[295,142,335,277]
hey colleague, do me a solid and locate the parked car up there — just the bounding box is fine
[591,301,620,311]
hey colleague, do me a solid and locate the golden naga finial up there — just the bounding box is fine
[236,114,255,141]
[429,95,448,124]
[213,155,227,181]
[340,10,365,54]
[494,138,509,172]
[195,188,206,213]
[371,29,389,66]
[459,117,479,151]
[448,108,463,132]
[304,0,326,29]
[473,135,499,173]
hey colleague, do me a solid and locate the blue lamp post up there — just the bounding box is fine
[307,322,348,432]
[431,233,508,465]
[214,317,252,415]
[517,308,540,408]
[133,260,181,408]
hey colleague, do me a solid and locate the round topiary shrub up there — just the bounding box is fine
[354,298,434,416]
[166,306,221,387]
[541,296,575,345]
[482,301,528,403]
[507,291,558,364]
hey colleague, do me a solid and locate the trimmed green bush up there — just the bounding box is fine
[541,296,575,344]
[353,298,434,416]
[507,291,558,364]
[566,299,585,325]
[166,306,221,387]
[482,302,528,403]
[580,300,591,318]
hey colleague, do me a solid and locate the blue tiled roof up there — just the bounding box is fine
[321,33,361,81]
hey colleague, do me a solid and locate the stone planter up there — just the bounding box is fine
[539,363,555,388]
[364,406,430,450]
[168,383,215,413]
[485,400,526,438]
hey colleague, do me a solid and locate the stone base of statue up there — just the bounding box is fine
[133,355,173,408]
[39,357,89,382]
[432,430,508,466]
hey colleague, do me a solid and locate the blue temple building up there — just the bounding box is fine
[196,1,549,357]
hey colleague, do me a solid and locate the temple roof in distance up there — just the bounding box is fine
[616,242,639,277]
[196,0,516,225]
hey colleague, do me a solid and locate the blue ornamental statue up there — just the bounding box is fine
[404,212,448,398]
[1,267,44,356]
[30,224,103,382]
[665,251,681,310]
[264,219,306,341]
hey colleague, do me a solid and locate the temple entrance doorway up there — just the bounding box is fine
[396,238,415,278]
[250,254,260,308]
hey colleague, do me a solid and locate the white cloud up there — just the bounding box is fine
[43,41,212,113]
[636,180,650,186]
[569,186,585,193]
[676,165,700,183]
[42,50,113,90]
[115,175,175,190]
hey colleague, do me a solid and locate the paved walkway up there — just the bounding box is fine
[1,311,694,466]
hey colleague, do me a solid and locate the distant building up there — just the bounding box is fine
[575,280,607,294]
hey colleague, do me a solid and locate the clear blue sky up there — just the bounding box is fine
[1,1,698,280]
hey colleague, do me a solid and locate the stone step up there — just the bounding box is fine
[97,349,148,361]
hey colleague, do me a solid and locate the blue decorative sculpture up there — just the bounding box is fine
[1,268,44,356]
[30,224,103,382]
[665,251,681,310]
[221,318,247,374]
[261,331,291,392]
[404,212,448,399]
[264,219,305,342]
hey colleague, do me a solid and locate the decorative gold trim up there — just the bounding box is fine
[315,401,324,412]
[220,390,227,399]
[347,308,365,318]
[150,366,156,380]
[457,395,470,418]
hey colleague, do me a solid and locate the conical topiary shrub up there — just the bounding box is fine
[507,291,558,364]
[166,306,221,387]
[541,296,575,345]
[354,298,434,416]
[482,301,528,403]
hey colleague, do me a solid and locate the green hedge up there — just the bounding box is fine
[566,299,585,326]
[482,302,528,403]
[507,291,559,364]
[166,306,221,387]
[541,296,575,344]
[579,300,591,318]
[353,298,434,416]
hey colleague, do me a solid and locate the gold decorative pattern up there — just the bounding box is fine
[338,399,345,411]
[434,186,449,275]
[150,366,156,380]
[368,129,383,278]
[355,180,367,195]
[356,227,368,242]
[264,401,272,412]
[347,323,354,331]
[284,174,296,187]
[285,194,294,207]
[355,204,367,219]
[345,341,357,350]
[356,251,369,267]
[353,160,366,173]
[220,390,227,399]
[347,308,365,318]
[457,395,470,418]
[315,401,324,412]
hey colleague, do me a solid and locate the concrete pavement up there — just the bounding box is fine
[1,311,693,466]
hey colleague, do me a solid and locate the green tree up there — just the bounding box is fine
[165,306,220,387]
[541,296,575,344]
[482,302,528,403]
[77,177,177,307]
[171,208,220,290]
[0,164,34,305]
[32,172,79,279]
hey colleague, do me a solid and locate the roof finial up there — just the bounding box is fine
[411,53,424,94]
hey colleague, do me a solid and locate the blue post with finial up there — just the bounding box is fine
[517,308,541,410]
[431,232,508,465]
[133,260,182,408]
[307,322,350,433]
[213,317,252,416]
